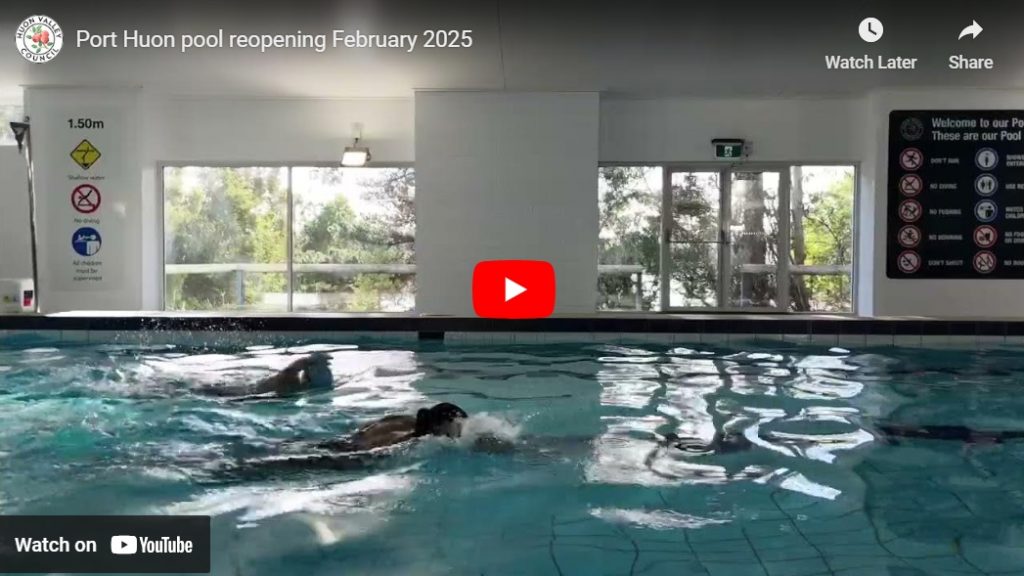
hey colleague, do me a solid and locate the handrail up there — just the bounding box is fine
[164,263,646,275]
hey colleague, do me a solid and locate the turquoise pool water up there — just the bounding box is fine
[2,337,1024,576]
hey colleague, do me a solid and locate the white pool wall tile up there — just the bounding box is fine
[864,334,894,347]
[700,333,730,345]
[893,334,922,347]
[810,332,838,346]
[781,332,810,345]
[837,333,867,348]
[976,335,1006,347]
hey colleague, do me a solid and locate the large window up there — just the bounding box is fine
[163,166,414,312]
[597,164,856,313]
[789,166,855,312]
[597,167,662,311]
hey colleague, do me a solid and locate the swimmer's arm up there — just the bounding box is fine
[254,356,313,395]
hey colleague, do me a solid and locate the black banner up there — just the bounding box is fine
[0,516,210,573]
[887,110,1024,279]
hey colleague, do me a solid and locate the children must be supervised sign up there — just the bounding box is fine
[887,110,1024,279]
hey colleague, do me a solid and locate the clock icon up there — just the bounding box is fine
[858,17,884,43]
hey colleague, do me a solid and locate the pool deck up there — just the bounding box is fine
[0,312,1022,339]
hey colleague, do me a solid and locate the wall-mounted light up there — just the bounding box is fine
[341,122,371,167]
[341,140,371,167]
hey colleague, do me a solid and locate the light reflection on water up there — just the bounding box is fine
[2,339,1024,574]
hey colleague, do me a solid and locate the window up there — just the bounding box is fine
[1,105,24,146]
[163,166,414,312]
[788,166,855,312]
[597,166,662,311]
[598,164,856,313]
[292,167,415,312]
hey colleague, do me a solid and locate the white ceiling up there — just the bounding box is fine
[1,0,1020,101]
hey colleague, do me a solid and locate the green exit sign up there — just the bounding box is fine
[714,142,745,159]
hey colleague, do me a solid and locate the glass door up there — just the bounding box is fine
[661,170,725,309]
[725,169,788,310]
[661,167,790,311]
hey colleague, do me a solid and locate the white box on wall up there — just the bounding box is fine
[0,278,34,313]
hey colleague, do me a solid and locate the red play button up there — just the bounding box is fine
[472,260,556,319]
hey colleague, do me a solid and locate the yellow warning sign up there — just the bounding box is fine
[70,139,101,170]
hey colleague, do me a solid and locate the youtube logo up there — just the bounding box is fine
[472,260,556,319]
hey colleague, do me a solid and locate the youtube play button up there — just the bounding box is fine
[473,260,556,318]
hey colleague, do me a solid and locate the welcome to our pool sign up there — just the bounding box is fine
[887,110,1024,279]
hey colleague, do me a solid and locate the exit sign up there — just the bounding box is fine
[714,143,744,159]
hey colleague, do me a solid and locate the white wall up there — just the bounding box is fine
[415,91,600,315]
[0,147,32,280]
[600,98,863,162]
[867,89,1024,318]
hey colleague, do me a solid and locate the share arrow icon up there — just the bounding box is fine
[958,20,983,40]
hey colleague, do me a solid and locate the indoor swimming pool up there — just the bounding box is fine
[1,335,1023,576]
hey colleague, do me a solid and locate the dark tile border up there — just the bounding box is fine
[1,314,1022,338]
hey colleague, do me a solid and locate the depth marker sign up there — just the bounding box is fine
[887,111,1024,279]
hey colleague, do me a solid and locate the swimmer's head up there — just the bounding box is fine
[414,402,468,438]
[300,353,333,389]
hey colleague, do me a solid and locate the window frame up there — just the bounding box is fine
[158,161,415,312]
[597,161,860,315]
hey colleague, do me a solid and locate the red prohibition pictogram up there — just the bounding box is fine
[899,148,924,171]
[897,250,921,274]
[974,225,997,249]
[71,184,101,214]
[973,250,997,274]
[898,199,922,223]
[897,225,921,248]
[899,174,923,197]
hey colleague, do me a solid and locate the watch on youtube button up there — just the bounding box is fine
[472,260,556,319]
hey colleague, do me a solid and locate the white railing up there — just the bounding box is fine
[164,262,849,312]
[165,263,647,310]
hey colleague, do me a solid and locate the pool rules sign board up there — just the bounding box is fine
[888,111,1024,279]
[27,88,139,311]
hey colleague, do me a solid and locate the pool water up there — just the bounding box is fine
[2,337,1024,576]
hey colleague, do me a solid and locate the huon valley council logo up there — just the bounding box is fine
[16,15,63,63]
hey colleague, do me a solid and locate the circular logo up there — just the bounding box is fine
[974,225,997,248]
[899,148,924,171]
[897,225,921,248]
[71,227,102,257]
[975,174,998,197]
[974,199,998,223]
[15,15,63,64]
[975,148,999,170]
[899,118,924,141]
[858,17,884,43]
[973,251,997,274]
[898,174,923,197]
[896,250,921,274]
[898,199,923,223]
[71,184,101,214]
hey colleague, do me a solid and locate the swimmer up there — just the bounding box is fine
[314,402,469,452]
[197,352,333,398]
[879,424,1024,445]
[218,403,470,478]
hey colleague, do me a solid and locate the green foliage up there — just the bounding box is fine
[165,166,414,312]
[165,167,287,310]
[793,171,854,311]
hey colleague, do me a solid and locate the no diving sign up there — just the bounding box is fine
[71,184,101,214]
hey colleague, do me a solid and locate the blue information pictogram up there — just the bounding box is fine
[72,227,102,257]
